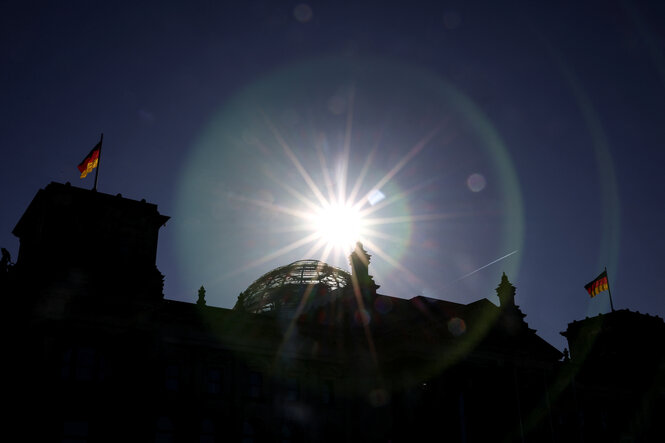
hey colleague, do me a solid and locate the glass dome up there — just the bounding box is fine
[236,260,352,314]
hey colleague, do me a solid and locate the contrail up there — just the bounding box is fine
[452,250,519,283]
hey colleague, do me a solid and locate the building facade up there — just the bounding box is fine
[2,182,663,442]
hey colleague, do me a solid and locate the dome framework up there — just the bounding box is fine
[237,260,353,314]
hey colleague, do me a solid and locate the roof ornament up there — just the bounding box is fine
[1,247,14,276]
[348,242,379,298]
[496,272,516,308]
[349,242,371,281]
[197,286,206,306]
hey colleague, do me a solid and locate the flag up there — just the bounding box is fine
[78,141,101,178]
[584,270,609,298]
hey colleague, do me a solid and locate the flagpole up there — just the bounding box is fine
[93,133,103,192]
[605,266,615,312]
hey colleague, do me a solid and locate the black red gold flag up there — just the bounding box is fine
[584,270,609,298]
[77,141,101,179]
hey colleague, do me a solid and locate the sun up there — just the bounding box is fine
[212,87,452,282]
[312,200,364,253]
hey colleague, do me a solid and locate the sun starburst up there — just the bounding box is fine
[220,108,453,285]
[310,199,364,254]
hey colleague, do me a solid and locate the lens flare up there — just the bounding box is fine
[175,57,526,389]
[175,57,524,318]
[312,200,364,253]
[467,173,486,192]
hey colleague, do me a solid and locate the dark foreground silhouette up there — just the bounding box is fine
[2,182,663,442]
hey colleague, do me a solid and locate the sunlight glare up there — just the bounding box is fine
[313,200,364,252]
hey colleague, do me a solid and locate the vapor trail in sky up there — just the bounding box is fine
[453,250,519,283]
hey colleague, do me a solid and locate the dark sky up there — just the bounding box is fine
[2,0,664,351]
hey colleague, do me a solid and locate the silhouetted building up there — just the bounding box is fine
[3,182,662,442]
[557,310,665,442]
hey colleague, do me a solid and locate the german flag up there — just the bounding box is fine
[78,141,101,178]
[584,270,609,298]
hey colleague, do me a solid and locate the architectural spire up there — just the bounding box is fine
[348,242,379,298]
[197,285,206,306]
[495,272,529,333]
[496,272,516,308]
[349,242,371,283]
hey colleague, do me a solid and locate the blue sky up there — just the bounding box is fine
[2,0,664,351]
